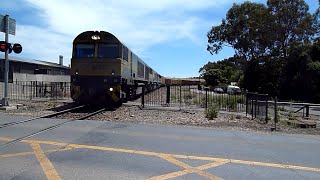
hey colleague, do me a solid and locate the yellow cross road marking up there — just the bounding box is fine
[0,151,36,157]
[0,147,74,157]
[147,154,226,180]
[172,155,320,172]
[230,159,320,172]
[1,136,320,180]
[30,143,62,180]
[0,147,73,158]
[147,160,228,180]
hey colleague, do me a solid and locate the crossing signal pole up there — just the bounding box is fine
[0,14,21,107]
[2,15,10,106]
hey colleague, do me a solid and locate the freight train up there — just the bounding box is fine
[70,31,161,105]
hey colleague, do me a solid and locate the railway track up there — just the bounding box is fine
[0,106,106,148]
[0,105,86,129]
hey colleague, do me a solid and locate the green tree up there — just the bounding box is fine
[206,0,319,98]
[267,0,317,57]
[207,2,273,61]
[203,69,226,87]
[280,39,320,102]
[199,56,244,84]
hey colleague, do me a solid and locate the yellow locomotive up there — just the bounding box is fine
[70,31,161,105]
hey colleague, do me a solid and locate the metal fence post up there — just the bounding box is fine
[305,105,310,118]
[56,83,58,99]
[274,96,278,130]
[254,93,257,119]
[251,94,254,120]
[246,92,249,116]
[205,88,208,109]
[166,85,170,105]
[35,81,38,97]
[179,85,182,105]
[265,94,269,124]
[142,86,145,108]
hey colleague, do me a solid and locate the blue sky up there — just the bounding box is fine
[0,0,318,78]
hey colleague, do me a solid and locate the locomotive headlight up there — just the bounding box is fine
[75,71,79,75]
[91,35,100,40]
[109,88,114,92]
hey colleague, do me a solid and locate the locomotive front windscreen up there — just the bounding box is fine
[75,44,95,58]
[98,44,119,58]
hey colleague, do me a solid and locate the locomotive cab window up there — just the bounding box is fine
[98,44,119,58]
[122,46,129,61]
[75,44,95,58]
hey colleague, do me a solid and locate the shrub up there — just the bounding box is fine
[184,94,193,99]
[235,95,245,104]
[288,113,296,120]
[206,105,218,120]
[228,100,237,111]
[278,106,287,112]
[46,101,57,108]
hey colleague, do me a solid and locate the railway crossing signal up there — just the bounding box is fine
[1,14,20,107]
[0,41,9,52]
[0,41,22,54]
[12,43,22,54]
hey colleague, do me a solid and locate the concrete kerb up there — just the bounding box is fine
[0,104,18,110]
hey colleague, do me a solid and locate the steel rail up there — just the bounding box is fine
[0,105,85,129]
[0,107,106,148]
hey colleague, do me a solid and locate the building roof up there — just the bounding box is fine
[0,54,70,69]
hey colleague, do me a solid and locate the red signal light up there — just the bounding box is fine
[12,43,22,54]
[0,44,6,51]
[0,41,7,52]
[0,42,22,54]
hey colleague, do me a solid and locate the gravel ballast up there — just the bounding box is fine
[1,100,320,135]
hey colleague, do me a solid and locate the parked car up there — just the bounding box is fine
[214,87,224,94]
[227,85,241,95]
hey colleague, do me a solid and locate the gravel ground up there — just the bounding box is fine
[1,100,320,135]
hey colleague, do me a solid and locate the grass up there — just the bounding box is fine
[288,113,297,121]
[228,100,237,111]
[168,87,246,111]
[206,94,245,110]
[46,101,58,108]
[278,106,288,112]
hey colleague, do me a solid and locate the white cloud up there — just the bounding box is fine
[11,0,236,65]
[10,25,73,65]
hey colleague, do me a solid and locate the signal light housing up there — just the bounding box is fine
[12,43,22,54]
[0,41,9,52]
[0,42,22,54]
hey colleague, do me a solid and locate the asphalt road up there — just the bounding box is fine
[0,113,320,180]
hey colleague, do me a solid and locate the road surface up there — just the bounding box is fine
[0,113,319,180]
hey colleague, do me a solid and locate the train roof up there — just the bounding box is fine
[73,31,123,45]
[73,31,161,76]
